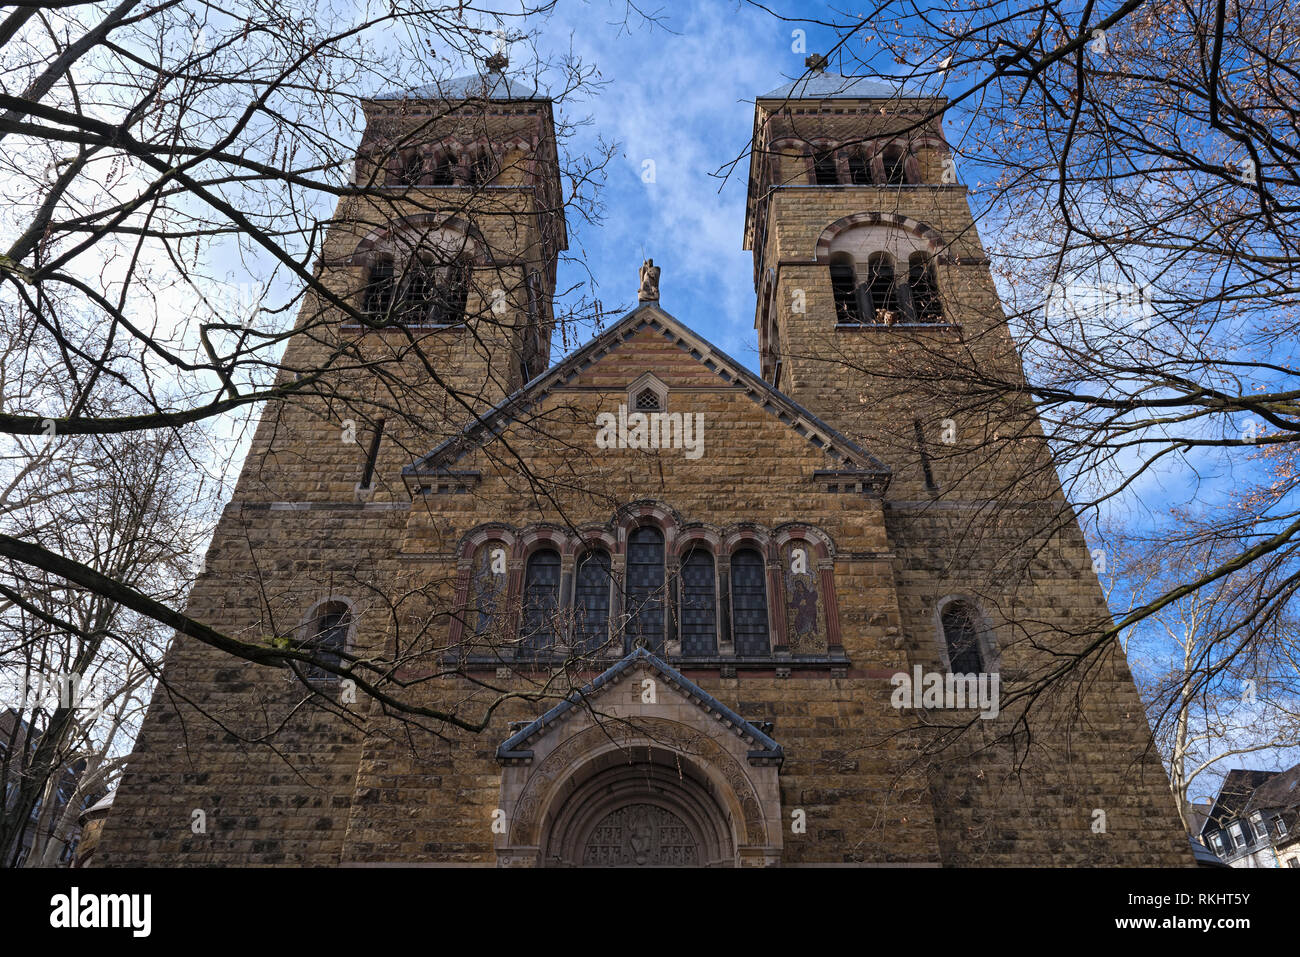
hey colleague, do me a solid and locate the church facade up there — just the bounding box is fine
[96,63,1192,867]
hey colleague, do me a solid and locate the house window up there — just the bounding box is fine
[812,150,839,185]
[679,548,717,656]
[1209,832,1224,852]
[626,526,666,654]
[864,253,900,323]
[300,601,349,681]
[1229,822,1246,848]
[1251,812,1268,840]
[521,548,561,652]
[1288,858,1299,868]
[1275,815,1288,838]
[829,255,861,324]
[941,601,984,674]
[573,549,612,654]
[730,548,770,656]
[907,253,944,323]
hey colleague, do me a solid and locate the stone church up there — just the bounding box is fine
[97,60,1192,866]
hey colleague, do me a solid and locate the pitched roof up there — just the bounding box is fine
[1246,761,1300,815]
[759,72,904,101]
[1202,768,1280,831]
[495,647,783,764]
[403,302,891,489]
[372,70,546,103]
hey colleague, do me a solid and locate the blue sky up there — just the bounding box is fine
[511,0,863,366]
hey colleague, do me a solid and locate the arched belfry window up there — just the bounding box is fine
[363,255,396,318]
[847,151,871,185]
[431,154,457,186]
[522,548,561,653]
[865,253,900,323]
[907,253,943,323]
[573,548,612,654]
[730,548,770,657]
[882,146,909,185]
[399,151,425,186]
[829,252,861,324]
[625,526,666,654]
[941,600,987,674]
[679,548,717,656]
[363,246,471,327]
[300,601,350,681]
[812,149,839,185]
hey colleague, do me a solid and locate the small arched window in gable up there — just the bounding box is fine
[942,600,985,674]
[634,387,662,411]
[907,253,944,323]
[829,253,861,324]
[300,601,350,681]
[782,541,826,654]
[865,253,900,324]
[626,526,666,654]
[521,548,562,652]
[730,548,770,657]
[679,547,717,656]
[573,548,612,654]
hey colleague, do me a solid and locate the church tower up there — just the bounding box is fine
[233,58,565,504]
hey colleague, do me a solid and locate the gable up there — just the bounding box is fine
[404,303,890,492]
[497,648,783,765]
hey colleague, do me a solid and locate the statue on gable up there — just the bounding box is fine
[638,258,660,302]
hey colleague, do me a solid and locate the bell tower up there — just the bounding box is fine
[743,63,1005,496]
[233,59,566,503]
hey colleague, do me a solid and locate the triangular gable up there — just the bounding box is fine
[403,302,891,491]
[496,647,783,766]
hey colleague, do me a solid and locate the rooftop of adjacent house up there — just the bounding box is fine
[1246,761,1300,815]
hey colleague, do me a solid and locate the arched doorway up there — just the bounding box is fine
[541,749,736,867]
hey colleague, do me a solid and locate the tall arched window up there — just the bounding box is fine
[829,253,861,324]
[626,526,665,654]
[907,253,943,322]
[679,548,717,656]
[300,601,350,681]
[782,541,826,654]
[942,601,985,674]
[522,549,561,653]
[730,548,770,656]
[469,148,497,186]
[865,253,900,323]
[573,548,612,654]
[470,543,508,638]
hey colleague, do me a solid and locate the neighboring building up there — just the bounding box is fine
[0,709,96,866]
[74,792,115,868]
[1201,764,1300,868]
[94,60,1191,867]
